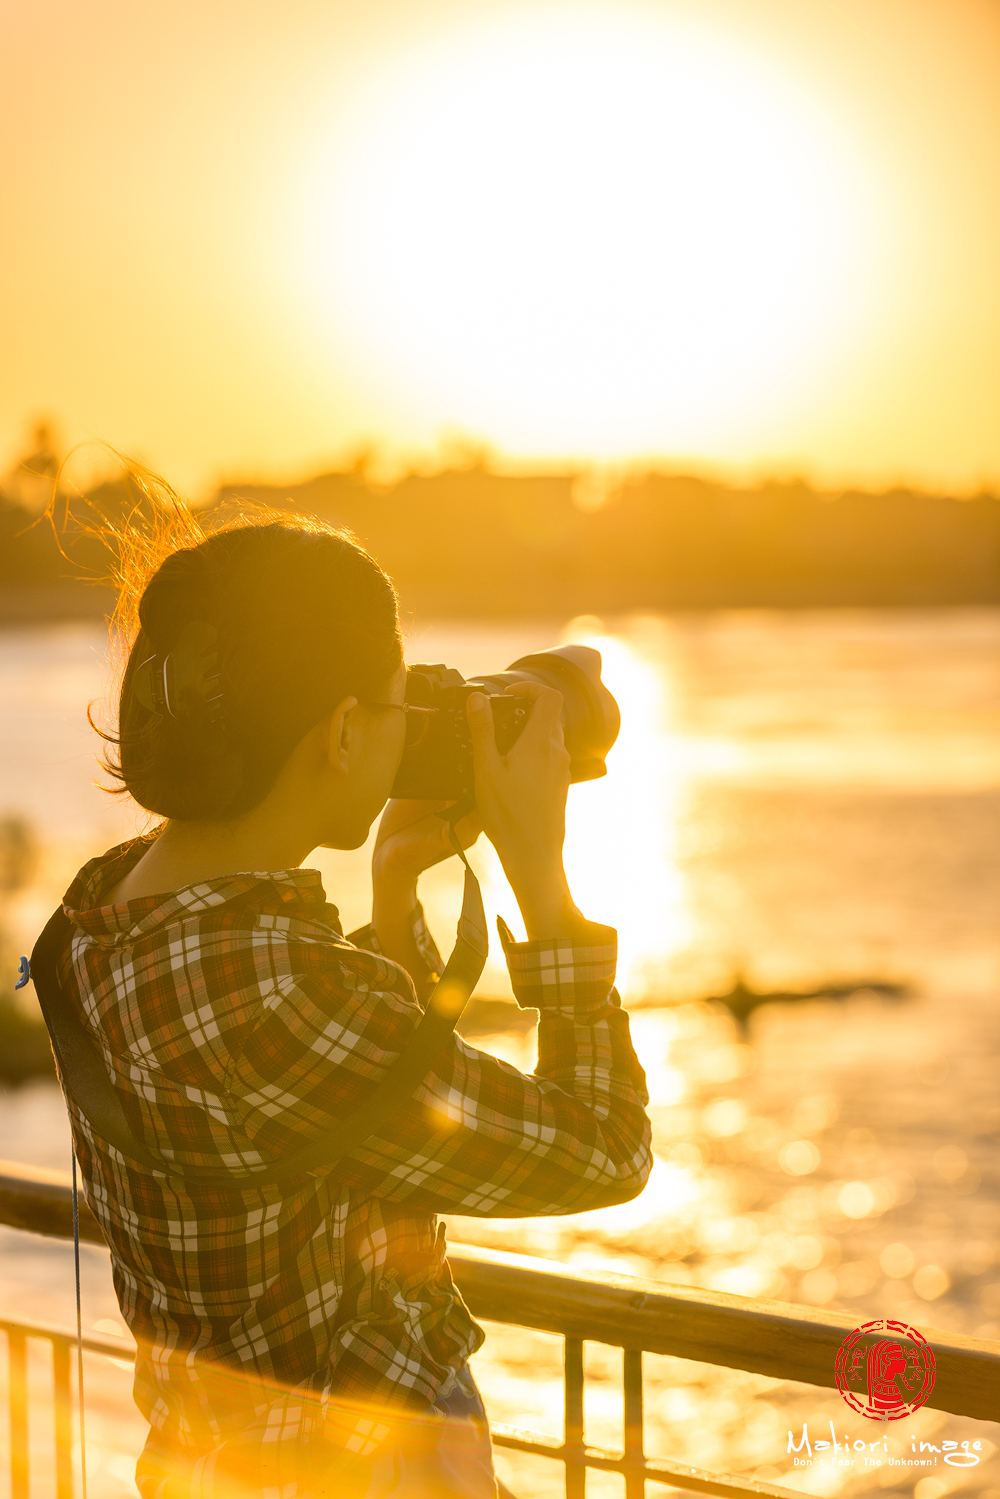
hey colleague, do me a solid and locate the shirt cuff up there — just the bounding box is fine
[498,917,619,1017]
[347,901,445,978]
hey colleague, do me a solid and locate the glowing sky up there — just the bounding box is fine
[1,0,998,495]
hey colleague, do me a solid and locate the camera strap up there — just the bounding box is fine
[25,854,488,1185]
[71,1149,88,1499]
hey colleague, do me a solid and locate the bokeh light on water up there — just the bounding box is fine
[2,609,1000,1493]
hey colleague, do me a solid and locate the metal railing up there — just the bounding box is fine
[4,1160,1000,1497]
[1,1314,110,1499]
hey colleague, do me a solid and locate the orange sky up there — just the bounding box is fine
[2,0,999,497]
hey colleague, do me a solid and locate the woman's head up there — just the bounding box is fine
[108,519,404,834]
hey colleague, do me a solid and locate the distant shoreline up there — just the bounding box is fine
[5,466,1000,616]
[4,582,1000,626]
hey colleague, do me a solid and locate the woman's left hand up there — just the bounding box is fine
[372,799,482,889]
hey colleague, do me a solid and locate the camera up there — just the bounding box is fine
[390,644,620,804]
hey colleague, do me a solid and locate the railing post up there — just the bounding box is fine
[53,1335,75,1499]
[8,1325,29,1499]
[623,1348,644,1499]
[563,1336,585,1499]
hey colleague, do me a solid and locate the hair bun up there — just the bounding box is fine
[133,619,222,727]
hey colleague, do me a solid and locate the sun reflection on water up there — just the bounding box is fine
[557,618,694,999]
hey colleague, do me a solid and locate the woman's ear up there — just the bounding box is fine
[322,697,358,777]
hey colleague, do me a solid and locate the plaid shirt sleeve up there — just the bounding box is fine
[230,911,652,1218]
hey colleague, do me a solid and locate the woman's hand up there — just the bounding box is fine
[467,683,588,939]
[371,800,481,994]
[372,799,481,892]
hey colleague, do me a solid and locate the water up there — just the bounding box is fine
[1,610,999,1497]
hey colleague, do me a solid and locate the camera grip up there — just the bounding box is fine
[490,695,528,756]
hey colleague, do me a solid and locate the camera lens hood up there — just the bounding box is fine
[470,643,620,783]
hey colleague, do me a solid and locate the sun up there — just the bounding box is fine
[294,8,874,462]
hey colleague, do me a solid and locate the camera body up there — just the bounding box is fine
[390,645,620,803]
[389,666,528,801]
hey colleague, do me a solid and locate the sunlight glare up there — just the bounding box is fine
[295,9,875,459]
[558,619,692,998]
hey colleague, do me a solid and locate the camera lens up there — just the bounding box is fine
[468,644,620,783]
[391,646,619,802]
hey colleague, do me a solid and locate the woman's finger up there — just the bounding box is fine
[466,692,503,771]
[503,681,564,739]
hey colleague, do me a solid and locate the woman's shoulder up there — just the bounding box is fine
[61,839,412,1016]
[60,850,417,1083]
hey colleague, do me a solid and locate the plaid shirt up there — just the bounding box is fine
[59,839,651,1496]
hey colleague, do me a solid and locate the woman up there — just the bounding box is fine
[57,511,652,1496]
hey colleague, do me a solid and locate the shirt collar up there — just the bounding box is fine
[62,839,341,945]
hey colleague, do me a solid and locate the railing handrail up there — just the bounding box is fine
[4,1159,999,1421]
[0,1312,804,1499]
[0,1313,135,1361]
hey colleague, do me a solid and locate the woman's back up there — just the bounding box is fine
[63,843,477,1475]
[62,837,650,1494]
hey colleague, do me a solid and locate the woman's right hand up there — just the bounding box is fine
[466,682,586,939]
